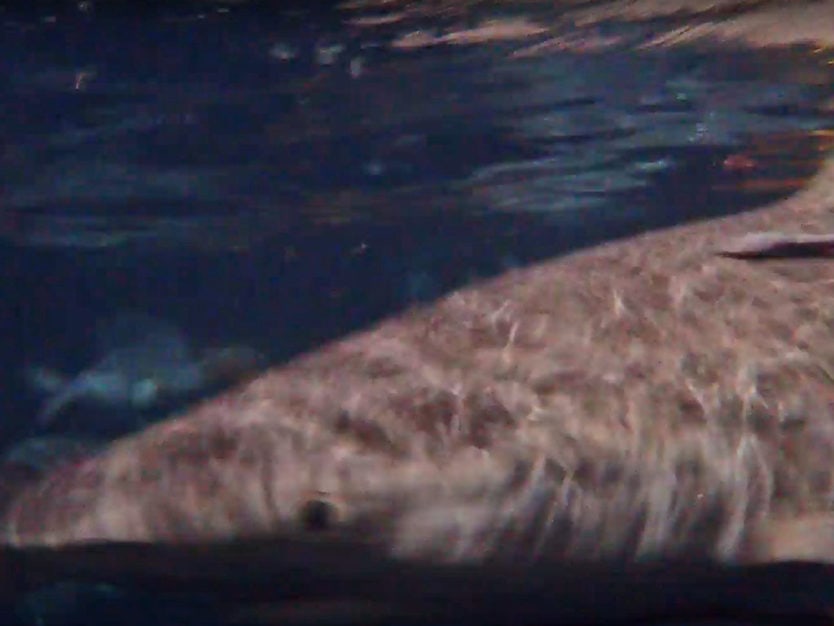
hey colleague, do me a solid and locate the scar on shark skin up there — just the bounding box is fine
[716,231,834,259]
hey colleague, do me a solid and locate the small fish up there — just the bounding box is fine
[25,312,264,428]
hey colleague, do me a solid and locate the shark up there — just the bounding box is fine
[25,312,264,428]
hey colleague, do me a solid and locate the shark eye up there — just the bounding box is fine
[131,378,159,408]
[299,497,341,532]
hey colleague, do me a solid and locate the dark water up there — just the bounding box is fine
[2,1,834,623]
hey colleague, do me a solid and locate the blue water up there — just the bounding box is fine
[2,1,834,623]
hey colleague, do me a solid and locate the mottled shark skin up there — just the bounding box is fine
[26,313,263,428]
